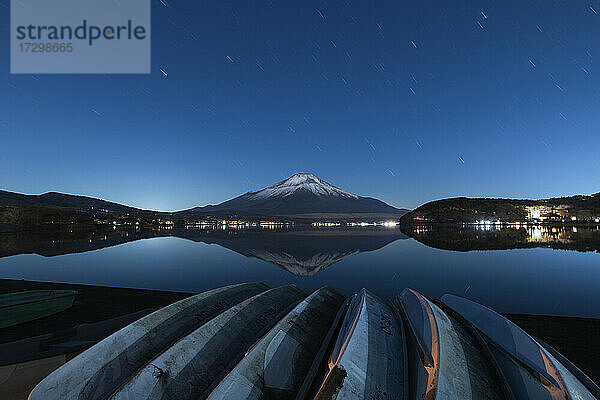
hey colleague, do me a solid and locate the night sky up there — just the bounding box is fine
[2,1,600,211]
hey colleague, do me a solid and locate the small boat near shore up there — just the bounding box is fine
[0,290,77,329]
[441,293,600,400]
[396,288,507,399]
[207,286,345,400]
[313,289,407,400]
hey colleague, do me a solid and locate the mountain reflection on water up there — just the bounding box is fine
[0,227,408,276]
[182,229,408,276]
[402,224,600,253]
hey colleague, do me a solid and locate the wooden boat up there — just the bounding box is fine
[206,287,346,400]
[28,283,269,400]
[441,293,599,400]
[0,290,77,329]
[313,288,408,400]
[396,288,506,399]
[109,285,306,399]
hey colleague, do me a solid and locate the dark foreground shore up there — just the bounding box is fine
[0,279,598,399]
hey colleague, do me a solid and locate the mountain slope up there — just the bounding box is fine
[180,173,408,217]
[0,190,160,233]
[0,190,146,214]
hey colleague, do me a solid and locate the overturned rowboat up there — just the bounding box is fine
[313,289,407,400]
[207,286,345,399]
[0,290,77,329]
[441,293,600,400]
[29,284,599,400]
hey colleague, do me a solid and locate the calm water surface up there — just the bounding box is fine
[0,226,599,318]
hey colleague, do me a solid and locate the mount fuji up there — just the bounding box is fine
[179,173,409,219]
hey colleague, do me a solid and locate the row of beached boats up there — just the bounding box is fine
[29,282,599,399]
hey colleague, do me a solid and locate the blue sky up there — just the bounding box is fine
[1,1,600,211]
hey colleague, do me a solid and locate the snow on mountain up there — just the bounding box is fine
[249,173,359,200]
[178,172,409,216]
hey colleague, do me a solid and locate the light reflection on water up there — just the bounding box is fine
[469,223,599,241]
[409,223,600,252]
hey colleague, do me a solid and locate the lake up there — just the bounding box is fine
[1,224,599,318]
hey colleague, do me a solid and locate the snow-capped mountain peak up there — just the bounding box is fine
[249,173,359,200]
